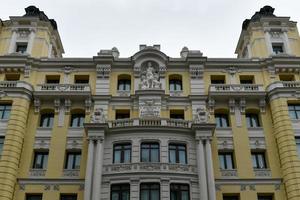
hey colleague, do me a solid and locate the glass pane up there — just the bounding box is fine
[221,117,228,127]
[111,192,119,200]
[296,111,300,119]
[151,190,160,200]
[289,111,297,119]
[142,149,149,162]
[2,110,10,119]
[181,191,189,200]
[246,116,251,127]
[170,192,176,200]
[226,154,233,169]
[48,116,54,127]
[258,154,265,168]
[125,83,130,91]
[114,151,121,163]
[141,190,149,200]
[297,143,300,158]
[124,149,131,163]
[34,154,42,168]
[151,149,159,162]
[170,83,175,91]
[122,191,130,200]
[67,154,74,169]
[74,154,81,169]
[43,154,48,169]
[179,150,186,164]
[219,155,225,169]
[252,155,257,168]
[169,150,176,163]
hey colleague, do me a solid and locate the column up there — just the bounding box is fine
[247,44,252,58]
[48,43,53,58]
[269,98,300,200]
[283,31,292,55]
[264,31,273,56]
[8,29,17,53]
[26,29,36,54]
[93,138,104,200]
[196,139,208,200]
[84,139,95,200]
[0,99,30,200]
[205,139,216,200]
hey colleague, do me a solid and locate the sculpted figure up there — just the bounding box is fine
[194,106,210,123]
[91,107,106,123]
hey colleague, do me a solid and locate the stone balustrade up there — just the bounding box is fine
[267,81,300,91]
[0,80,33,91]
[36,84,90,92]
[210,84,264,92]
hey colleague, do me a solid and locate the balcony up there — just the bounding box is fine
[267,81,300,99]
[103,163,196,175]
[209,84,265,99]
[0,81,33,97]
[108,118,192,129]
[34,84,91,99]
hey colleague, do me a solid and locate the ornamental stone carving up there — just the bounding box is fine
[96,64,111,78]
[194,105,210,123]
[91,108,106,123]
[139,99,161,118]
[139,62,161,89]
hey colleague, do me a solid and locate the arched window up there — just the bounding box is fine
[169,75,182,91]
[39,109,54,128]
[70,109,85,127]
[117,75,131,91]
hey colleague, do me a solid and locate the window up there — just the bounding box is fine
[218,152,235,170]
[240,75,254,84]
[141,142,160,162]
[16,43,27,53]
[65,152,81,169]
[169,143,187,164]
[211,75,225,84]
[170,184,190,200]
[0,104,11,120]
[215,113,230,128]
[223,195,239,200]
[70,113,85,127]
[246,113,260,128]
[170,110,184,120]
[60,194,77,200]
[251,152,267,169]
[118,75,131,91]
[279,74,294,81]
[169,75,182,91]
[40,113,54,128]
[0,137,4,157]
[257,195,273,200]
[288,104,300,119]
[272,43,284,54]
[26,194,42,200]
[45,75,60,84]
[140,183,160,200]
[296,138,300,158]
[113,143,131,163]
[115,110,130,119]
[111,184,130,200]
[5,73,20,81]
[74,75,89,84]
[32,151,48,169]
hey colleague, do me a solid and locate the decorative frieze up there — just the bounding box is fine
[254,169,271,177]
[29,169,46,177]
[96,64,111,78]
[220,169,238,177]
[189,65,203,79]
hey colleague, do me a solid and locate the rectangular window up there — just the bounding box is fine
[40,113,54,128]
[33,151,48,169]
[251,152,267,169]
[246,113,260,128]
[0,137,4,157]
[113,143,131,163]
[239,75,254,84]
[296,138,300,158]
[211,75,225,84]
[5,73,20,81]
[0,104,11,120]
[215,113,230,128]
[74,75,89,84]
[257,195,273,200]
[16,43,27,53]
[272,43,284,54]
[115,110,130,120]
[26,194,43,200]
[170,184,190,200]
[118,79,131,91]
[65,152,81,169]
[218,152,234,170]
[60,194,77,200]
[170,110,184,120]
[111,184,130,200]
[288,104,300,120]
[141,142,160,162]
[70,113,85,127]
[279,74,295,81]
[223,195,239,200]
[169,79,182,91]
[45,75,60,84]
[140,183,160,200]
[169,143,187,164]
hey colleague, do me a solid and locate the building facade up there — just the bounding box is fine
[0,5,299,200]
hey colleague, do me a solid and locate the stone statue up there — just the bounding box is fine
[140,62,161,89]
[194,106,210,123]
[91,108,106,123]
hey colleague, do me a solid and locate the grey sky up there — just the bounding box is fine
[1,0,300,58]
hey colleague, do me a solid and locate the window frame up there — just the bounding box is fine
[117,79,131,91]
[140,183,160,200]
[113,143,132,164]
[218,152,235,170]
[0,104,11,120]
[60,194,78,200]
[70,113,85,128]
[170,183,190,200]
[169,79,183,91]
[169,143,187,164]
[26,194,43,200]
[251,151,267,169]
[257,195,273,200]
[32,151,49,169]
[215,113,230,128]
[111,184,130,200]
[39,113,54,128]
[16,42,28,53]
[141,142,160,163]
[288,104,300,120]
[246,113,260,128]
[223,195,240,200]
[65,151,81,170]
[0,137,4,157]
[272,43,284,54]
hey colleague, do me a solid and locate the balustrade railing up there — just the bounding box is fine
[36,84,90,92]
[210,84,264,92]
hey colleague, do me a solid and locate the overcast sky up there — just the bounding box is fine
[1,0,300,58]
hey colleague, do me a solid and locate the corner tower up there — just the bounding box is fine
[0,6,64,58]
[235,5,300,58]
